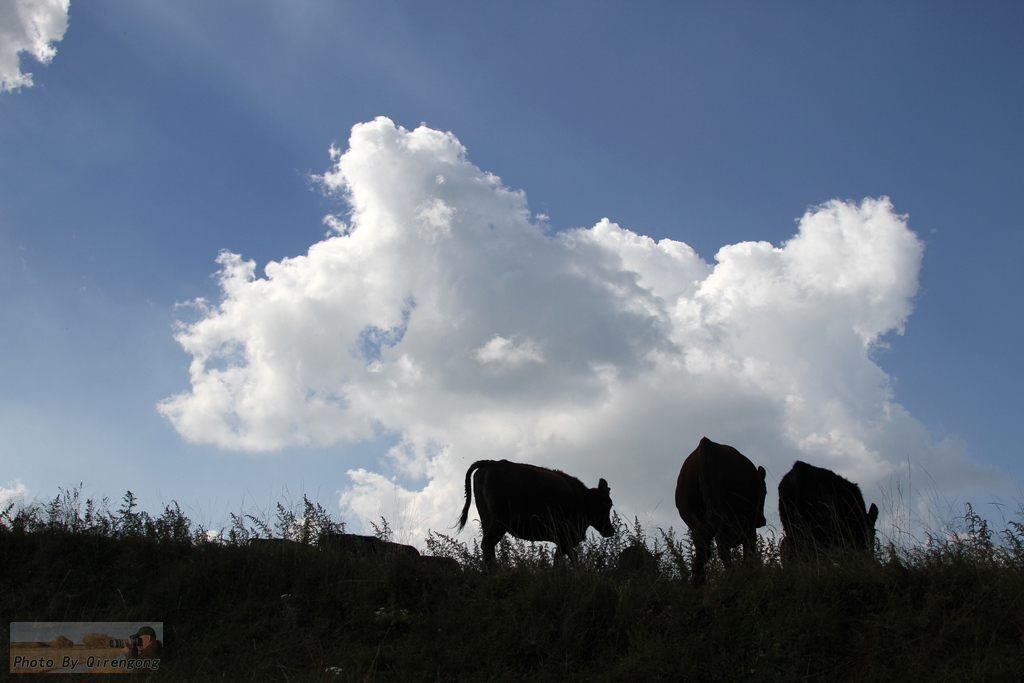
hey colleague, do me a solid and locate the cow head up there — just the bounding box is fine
[755,466,768,528]
[590,478,615,538]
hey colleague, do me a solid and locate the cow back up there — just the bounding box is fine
[478,460,589,538]
[676,437,767,535]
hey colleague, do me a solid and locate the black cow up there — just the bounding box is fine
[318,532,420,559]
[457,459,614,566]
[778,460,878,562]
[675,437,768,586]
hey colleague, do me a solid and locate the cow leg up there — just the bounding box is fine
[553,521,582,567]
[740,533,760,566]
[481,528,504,567]
[782,531,808,564]
[779,536,793,565]
[716,535,734,569]
[691,528,713,587]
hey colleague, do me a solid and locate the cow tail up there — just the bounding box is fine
[457,461,484,532]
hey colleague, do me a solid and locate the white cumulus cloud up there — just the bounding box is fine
[160,117,991,543]
[0,0,69,92]
[1,480,28,513]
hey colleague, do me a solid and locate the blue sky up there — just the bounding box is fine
[2,1,1022,543]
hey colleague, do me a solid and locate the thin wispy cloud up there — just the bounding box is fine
[160,117,991,540]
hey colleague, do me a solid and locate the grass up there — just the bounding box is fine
[3,488,1024,681]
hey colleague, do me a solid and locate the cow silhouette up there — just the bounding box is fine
[778,460,878,562]
[675,437,768,586]
[317,532,420,559]
[457,459,614,566]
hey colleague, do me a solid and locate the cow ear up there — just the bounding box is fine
[758,466,766,480]
[599,478,610,493]
[867,503,879,526]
